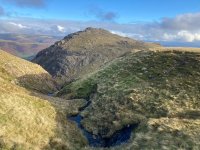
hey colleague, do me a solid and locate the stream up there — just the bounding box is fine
[47,93,137,147]
[68,101,138,147]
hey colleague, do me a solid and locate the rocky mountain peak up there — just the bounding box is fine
[33,28,160,83]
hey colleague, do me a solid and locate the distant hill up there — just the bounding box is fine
[58,50,200,149]
[33,27,160,82]
[0,34,62,58]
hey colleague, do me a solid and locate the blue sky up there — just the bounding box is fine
[0,0,200,45]
[2,0,200,22]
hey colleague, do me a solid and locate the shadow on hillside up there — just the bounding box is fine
[16,73,58,94]
[173,110,200,119]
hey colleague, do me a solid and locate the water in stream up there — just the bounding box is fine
[69,110,138,147]
[47,92,137,147]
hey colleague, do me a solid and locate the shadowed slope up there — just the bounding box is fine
[0,50,57,93]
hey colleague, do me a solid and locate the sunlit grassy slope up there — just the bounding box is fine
[150,46,200,53]
[0,50,87,150]
[58,50,200,149]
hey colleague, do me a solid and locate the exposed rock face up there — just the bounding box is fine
[33,27,160,82]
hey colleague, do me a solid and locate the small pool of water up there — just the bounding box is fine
[47,93,54,96]
[69,114,138,147]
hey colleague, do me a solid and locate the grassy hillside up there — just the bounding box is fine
[0,50,57,93]
[58,50,200,149]
[0,50,87,150]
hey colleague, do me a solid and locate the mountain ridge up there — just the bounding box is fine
[33,27,161,83]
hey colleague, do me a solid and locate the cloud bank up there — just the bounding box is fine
[0,12,200,45]
[161,13,200,31]
[157,12,200,42]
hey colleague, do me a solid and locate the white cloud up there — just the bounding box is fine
[9,22,28,29]
[1,12,200,44]
[177,31,200,42]
[111,30,144,40]
[163,31,200,42]
[57,25,65,33]
[111,31,129,37]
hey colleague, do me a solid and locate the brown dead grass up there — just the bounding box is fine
[150,46,200,53]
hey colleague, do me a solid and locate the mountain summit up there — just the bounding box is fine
[33,28,160,82]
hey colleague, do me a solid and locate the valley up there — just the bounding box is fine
[0,28,200,149]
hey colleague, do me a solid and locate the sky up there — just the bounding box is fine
[0,0,200,46]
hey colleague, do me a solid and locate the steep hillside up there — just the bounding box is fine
[0,34,61,58]
[0,50,56,93]
[33,27,160,82]
[0,50,88,149]
[58,50,200,149]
